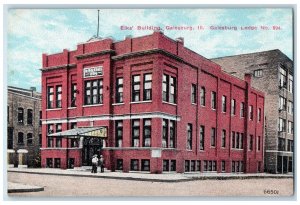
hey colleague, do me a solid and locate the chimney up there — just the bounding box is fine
[244,73,252,85]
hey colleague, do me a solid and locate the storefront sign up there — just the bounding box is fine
[83,66,103,78]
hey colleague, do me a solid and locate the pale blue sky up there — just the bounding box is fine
[7,8,293,92]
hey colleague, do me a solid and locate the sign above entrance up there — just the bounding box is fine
[83,66,103,78]
[85,127,107,138]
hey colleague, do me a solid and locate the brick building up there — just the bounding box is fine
[7,86,42,168]
[212,50,294,174]
[41,31,264,173]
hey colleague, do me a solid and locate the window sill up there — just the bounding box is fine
[82,104,103,107]
[46,108,62,111]
[211,108,216,111]
[68,107,77,109]
[130,101,152,104]
[112,103,125,106]
[191,103,197,106]
[231,148,243,151]
[162,101,177,106]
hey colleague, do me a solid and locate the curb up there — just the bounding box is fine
[8,187,44,193]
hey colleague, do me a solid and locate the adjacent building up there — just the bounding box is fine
[7,86,42,168]
[41,31,265,173]
[212,49,294,174]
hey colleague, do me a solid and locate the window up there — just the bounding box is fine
[18,108,24,124]
[47,86,54,109]
[8,128,13,149]
[162,119,168,148]
[115,121,123,147]
[116,159,123,170]
[288,74,293,93]
[211,128,216,147]
[39,134,42,145]
[258,108,261,122]
[279,96,287,111]
[116,78,123,103]
[211,91,216,110]
[236,132,240,149]
[278,137,285,151]
[46,158,53,168]
[71,83,77,107]
[222,95,227,112]
[85,79,103,105]
[204,161,208,171]
[132,75,140,102]
[170,160,176,171]
[288,121,294,134]
[56,123,62,133]
[144,74,152,101]
[141,159,150,171]
[132,120,140,147]
[191,84,197,104]
[39,111,42,126]
[71,122,77,129]
[130,159,139,171]
[240,102,245,118]
[185,160,190,172]
[187,124,192,150]
[232,161,235,172]
[240,133,244,149]
[56,85,62,108]
[169,120,176,148]
[162,74,176,103]
[143,119,151,147]
[200,87,206,106]
[47,137,54,147]
[287,101,293,115]
[287,140,294,152]
[196,160,201,171]
[56,138,62,148]
[249,105,253,120]
[231,131,235,149]
[200,125,205,150]
[257,136,261,151]
[278,118,286,132]
[279,66,287,88]
[27,109,33,125]
[48,124,54,134]
[254,69,263,77]
[18,132,24,144]
[54,158,61,168]
[231,99,236,115]
[163,160,169,171]
[221,161,226,172]
[204,160,217,172]
[27,133,33,145]
[221,129,226,148]
[249,135,253,151]
[191,160,196,171]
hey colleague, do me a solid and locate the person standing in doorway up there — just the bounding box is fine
[99,155,105,173]
[91,155,98,173]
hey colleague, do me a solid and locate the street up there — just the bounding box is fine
[7,172,293,197]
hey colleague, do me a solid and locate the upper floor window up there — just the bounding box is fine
[56,85,62,108]
[257,136,261,151]
[47,86,54,109]
[27,109,33,125]
[191,84,197,104]
[211,128,216,147]
[231,99,236,115]
[71,83,77,107]
[116,78,124,103]
[18,107,24,124]
[27,133,33,145]
[279,66,287,89]
[199,125,205,150]
[221,129,226,148]
[85,79,103,105]
[249,105,253,120]
[143,74,152,101]
[288,121,294,134]
[187,124,192,150]
[279,96,287,111]
[162,119,168,148]
[48,124,54,134]
[222,95,227,113]
[278,137,285,151]
[211,91,216,110]
[56,123,62,133]
[240,102,245,118]
[287,101,293,115]
[132,120,140,147]
[249,135,253,151]
[115,121,123,147]
[18,132,24,144]
[288,74,293,93]
[258,108,261,122]
[132,75,141,102]
[278,118,286,132]
[254,69,263,77]
[143,119,151,147]
[39,111,42,126]
[169,120,176,148]
[163,74,176,104]
[200,87,206,106]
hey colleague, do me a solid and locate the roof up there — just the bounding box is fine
[48,127,107,138]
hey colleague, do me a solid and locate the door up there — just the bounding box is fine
[82,138,101,166]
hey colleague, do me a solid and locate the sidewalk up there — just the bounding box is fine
[7,167,293,183]
[8,182,44,193]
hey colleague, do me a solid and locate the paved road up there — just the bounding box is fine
[7,172,294,197]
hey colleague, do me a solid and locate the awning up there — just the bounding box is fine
[48,127,107,138]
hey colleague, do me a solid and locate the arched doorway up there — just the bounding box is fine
[82,137,102,166]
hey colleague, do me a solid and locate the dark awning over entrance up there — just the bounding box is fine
[48,127,107,138]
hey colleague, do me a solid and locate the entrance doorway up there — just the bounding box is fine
[82,138,102,166]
